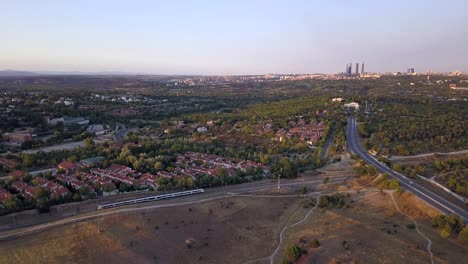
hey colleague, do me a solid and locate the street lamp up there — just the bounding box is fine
[277,174,281,189]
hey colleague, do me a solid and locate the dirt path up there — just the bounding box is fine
[390,150,468,161]
[388,191,434,264]
[243,196,321,264]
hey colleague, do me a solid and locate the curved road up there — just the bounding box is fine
[346,116,468,222]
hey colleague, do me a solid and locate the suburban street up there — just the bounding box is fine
[346,115,468,222]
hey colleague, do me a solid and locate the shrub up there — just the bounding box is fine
[406,223,416,229]
[323,177,329,184]
[440,228,450,238]
[318,194,345,208]
[286,244,302,261]
[310,239,320,248]
[342,240,350,250]
[458,225,468,243]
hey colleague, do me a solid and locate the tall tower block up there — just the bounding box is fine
[361,62,365,74]
[355,63,359,74]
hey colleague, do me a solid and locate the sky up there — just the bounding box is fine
[2,0,468,75]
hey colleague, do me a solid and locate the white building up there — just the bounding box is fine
[344,102,360,110]
[332,98,344,102]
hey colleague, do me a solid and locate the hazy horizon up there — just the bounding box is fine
[3,0,468,75]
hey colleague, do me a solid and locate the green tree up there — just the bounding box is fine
[272,157,298,178]
[3,196,20,212]
[217,166,228,178]
[119,183,128,192]
[286,244,302,261]
[36,187,50,199]
[79,186,90,197]
[23,173,33,183]
[36,198,50,213]
[458,225,468,243]
[310,239,320,248]
[84,137,95,149]
[323,177,329,184]
[22,154,34,167]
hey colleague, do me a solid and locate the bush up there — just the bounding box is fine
[432,214,465,238]
[318,194,345,208]
[458,225,468,243]
[342,240,350,250]
[406,223,416,229]
[310,239,320,248]
[286,244,302,261]
[440,228,450,238]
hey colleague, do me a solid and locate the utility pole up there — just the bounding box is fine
[277,174,281,189]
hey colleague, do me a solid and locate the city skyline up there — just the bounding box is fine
[2,0,468,75]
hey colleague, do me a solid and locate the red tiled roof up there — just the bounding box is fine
[9,170,26,178]
[0,188,12,201]
[57,161,78,171]
[0,158,19,169]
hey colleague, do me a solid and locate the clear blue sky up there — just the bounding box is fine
[2,0,468,74]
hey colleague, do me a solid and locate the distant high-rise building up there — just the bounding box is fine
[355,63,359,75]
[348,63,352,75]
[361,62,365,74]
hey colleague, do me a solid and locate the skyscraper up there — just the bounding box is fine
[361,62,365,74]
[355,63,359,75]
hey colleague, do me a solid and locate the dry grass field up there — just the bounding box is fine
[0,194,308,264]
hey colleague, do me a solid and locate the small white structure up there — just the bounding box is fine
[344,102,360,110]
[197,127,208,133]
[332,97,345,102]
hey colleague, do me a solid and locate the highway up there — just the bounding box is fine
[346,115,468,222]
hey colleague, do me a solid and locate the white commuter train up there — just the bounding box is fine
[97,189,205,210]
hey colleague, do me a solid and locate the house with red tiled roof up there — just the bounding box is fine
[34,177,71,198]
[0,188,13,202]
[107,164,134,175]
[11,181,37,199]
[0,158,19,169]
[9,170,26,179]
[140,173,157,189]
[57,161,79,174]
[90,168,135,186]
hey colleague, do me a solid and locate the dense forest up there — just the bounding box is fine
[359,99,467,155]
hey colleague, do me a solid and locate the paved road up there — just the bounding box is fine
[21,139,105,154]
[346,115,468,222]
[390,149,468,161]
[320,126,335,159]
[114,123,129,142]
